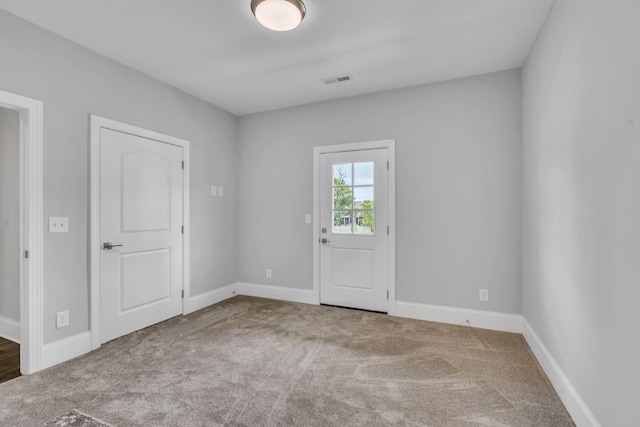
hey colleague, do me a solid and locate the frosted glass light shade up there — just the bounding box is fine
[251,0,306,32]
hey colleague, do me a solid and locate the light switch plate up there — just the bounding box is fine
[211,186,217,196]
[49,217,69,233]
[218,186,224,196]
[305,214,312,224]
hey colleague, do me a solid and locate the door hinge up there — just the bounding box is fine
[182,161,184,169]
[181,225,184,234]
[387,225,389,235]
[181,290,184,298]
[387,160,389,171]
[387,290,389,300]
[24,250,29,259]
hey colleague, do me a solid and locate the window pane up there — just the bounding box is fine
[333,211,352,233]
[353,187,374,206]
[333,187,352,210]
[333,164,352,186]
[354,211,374,234]
[354,162,374,185]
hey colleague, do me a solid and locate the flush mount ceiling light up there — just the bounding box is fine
[251,0,306,32]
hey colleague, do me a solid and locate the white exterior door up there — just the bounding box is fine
[100,128,183,343]
[320,148,389,312]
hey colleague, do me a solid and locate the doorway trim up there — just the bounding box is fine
[89,115,190,350]
[312,139,396,314]
[0,90,44,375]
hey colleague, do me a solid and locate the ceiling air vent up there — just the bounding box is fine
[322,75,353,85]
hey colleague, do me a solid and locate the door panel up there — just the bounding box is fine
[121,152,171,232]
[120,249,171,311]
[100,128,183,343]
[332,248,373,289]
[320,148,389,312]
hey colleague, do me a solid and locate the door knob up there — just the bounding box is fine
[102,242,123,250]
[321,238,331,244]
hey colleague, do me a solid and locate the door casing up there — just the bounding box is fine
[0,90,44,375]
[89,115,190,350]
[312,140,396,315]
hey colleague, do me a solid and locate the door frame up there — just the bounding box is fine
[89,115,190,350]
[0,90,44,374]
[312,139,396,315]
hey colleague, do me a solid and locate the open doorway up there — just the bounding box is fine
[0,107,21,382]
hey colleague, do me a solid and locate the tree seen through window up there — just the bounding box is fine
[332,164,374,234]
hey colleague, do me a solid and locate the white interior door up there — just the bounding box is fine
[100,128,183,343]
[320,148,389,312]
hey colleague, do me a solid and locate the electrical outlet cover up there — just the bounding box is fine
[56,310,69,328]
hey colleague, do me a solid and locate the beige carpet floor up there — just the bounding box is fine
[0,296,574,426]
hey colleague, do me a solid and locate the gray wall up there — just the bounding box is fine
[0,107,20,322]
[238,70,522,314]
[522,0,640,425]
[0,10,239,344]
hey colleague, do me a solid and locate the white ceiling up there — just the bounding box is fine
[0,0,554,116]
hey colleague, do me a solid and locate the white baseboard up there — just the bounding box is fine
[42,331,92,370]
[394,301,523,333]
[184,284,237,315]
[522,319,601,427]
[0,315,20,343]
[235,282,319,305]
